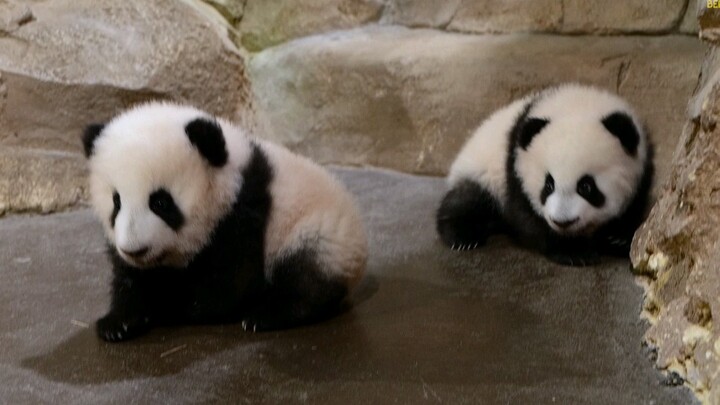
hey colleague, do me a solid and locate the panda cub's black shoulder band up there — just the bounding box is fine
[185,117,228,167]
[509,98,548,151]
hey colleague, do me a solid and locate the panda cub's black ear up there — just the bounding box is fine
[185,117,228,167]
[518,117,549,150]
[82,123,105,158]
[602,112,640,156]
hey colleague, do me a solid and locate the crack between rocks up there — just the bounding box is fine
[672,0,691,33]
[616,60,631,93]
[439,0,463,30]
[236,0,249,28]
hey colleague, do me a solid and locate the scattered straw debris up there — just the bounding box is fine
[70,319,89,328]
[160,344,187,358]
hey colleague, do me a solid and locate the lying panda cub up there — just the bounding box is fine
[437,84,653,266]
[83,102,367,342]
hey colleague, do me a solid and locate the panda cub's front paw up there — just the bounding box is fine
[240,314,279,333]
[547,252,601,267]
[96,313,151,342]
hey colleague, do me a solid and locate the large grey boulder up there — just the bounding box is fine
[0,0,252,215]
[249,26,704,187]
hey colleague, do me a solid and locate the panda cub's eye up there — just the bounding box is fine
[544,174,554,192]
[149,188,185,230]
[577,175,606,207]
[110,191,121,228]
[112,192,121,210]
[540,173,554,204]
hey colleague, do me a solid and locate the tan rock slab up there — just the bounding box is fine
[381,0,689,35]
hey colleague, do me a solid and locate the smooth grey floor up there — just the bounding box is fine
[0,167,693,404]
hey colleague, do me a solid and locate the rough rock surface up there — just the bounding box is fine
[0,0,252,215]
[238,0,384,52]
[631,46,720,403]
[250,26,704,185]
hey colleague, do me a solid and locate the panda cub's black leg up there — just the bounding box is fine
[241,248,347,332]
[96,273,153,342]
[436,179,503,251]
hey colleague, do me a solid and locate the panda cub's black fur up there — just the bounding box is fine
[84,102,367,341]
[437,84,653,266]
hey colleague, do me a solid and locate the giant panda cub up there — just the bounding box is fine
[82,102,367,342]
[437,84,653,266]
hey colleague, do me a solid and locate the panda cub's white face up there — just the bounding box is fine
[84,103,242,268]
[514,86,647,236]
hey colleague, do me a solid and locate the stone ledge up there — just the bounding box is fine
[0,147,87,216]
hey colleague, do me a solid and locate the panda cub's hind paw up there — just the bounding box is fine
[96,313,151,342]
[547,252,601,267]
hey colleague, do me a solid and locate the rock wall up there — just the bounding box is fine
[0,0,706,215]
[631,2,720,403]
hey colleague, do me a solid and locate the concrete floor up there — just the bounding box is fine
[0,168,693,404]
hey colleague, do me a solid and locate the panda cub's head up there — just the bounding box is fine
[513,85,650,236]
[82,102,245,268]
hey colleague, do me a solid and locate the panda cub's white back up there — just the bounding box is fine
[438,84,653,266]
[83,101,367,341]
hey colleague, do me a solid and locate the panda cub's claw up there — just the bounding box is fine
[96,313,151,342]
[240,316,272,333]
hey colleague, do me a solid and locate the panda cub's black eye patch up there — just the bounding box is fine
[540,173,554,205]
[111,191,121,228]
[149,188,185,230]
[577,175,605,207]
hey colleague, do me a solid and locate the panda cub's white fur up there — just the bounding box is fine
[438,84,653,266]
[84,101,367,341]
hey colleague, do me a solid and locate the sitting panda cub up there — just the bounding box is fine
[437,84,653,266]
[83,102,367,342]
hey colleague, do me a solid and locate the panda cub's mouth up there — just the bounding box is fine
[548,220,595,236]
[119,249,169,268]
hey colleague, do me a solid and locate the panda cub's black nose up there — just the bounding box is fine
[552,218,578,229]
[121,246,149,258]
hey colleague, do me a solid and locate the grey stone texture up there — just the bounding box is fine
[631,43,720,404]
[250,27,704,189]
[0,168,695,404]
[0,0,253,215]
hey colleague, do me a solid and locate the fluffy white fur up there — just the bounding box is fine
[515,85,647,235]
[448,97,530,202]
[88,102,366,285]
[448,84,648,236]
